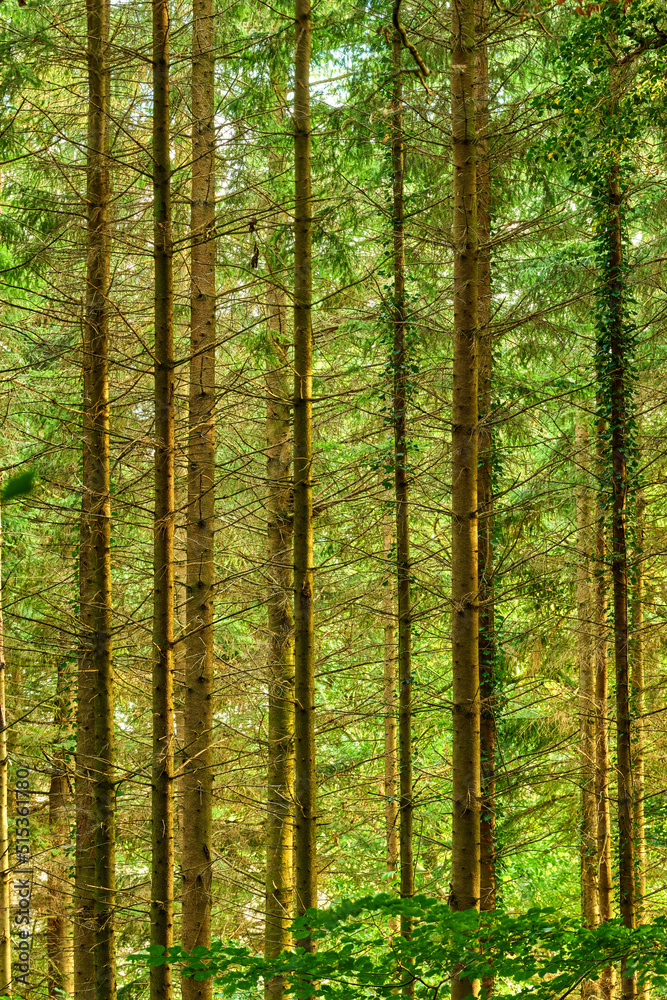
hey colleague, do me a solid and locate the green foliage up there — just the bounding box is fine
[135,895,667,999]
[1,468,34,503]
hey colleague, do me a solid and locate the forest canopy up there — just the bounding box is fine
[0,0,666,998]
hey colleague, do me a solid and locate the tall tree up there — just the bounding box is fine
[632,488,647,928]
[450,0,480,992]
[181,0,216,994]
[46,659,74,1000]
[264,256,295,999]
[77,0,115,993]
[595,412,613,1000]
[605,158,636,998]
[576,423,599,938]
[475,0,495,928]
[151,0,176,995]
[292,0,316,949]
[390,25,414,946]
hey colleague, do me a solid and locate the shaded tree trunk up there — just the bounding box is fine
[576,423,599,944]
[151,0,176,996]
[391,33,414,953]
[264,278,295,1000]
[0,509,10,997]
[607,164,635,999]
[77,0,113,991]
[475,0,495,941]
[595,412,613,1000]
[293,0,316,951]
[47,659,74,1000]
[450,0,480,993]
[181,1,216,997]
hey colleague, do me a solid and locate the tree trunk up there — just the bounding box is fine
[151,0,176,995]
[632,488,647,956]
[450,0,480,992]
[475,0,495,940]
[47,659,74,1000]
[391,34,414,952]
[264,279,295,1000]
[607,164,635,999]
[293,0,316,950]
[75,456,95,1000]
[77,0,113,991]
[383,523,399,882]
[576,423,599,944]
[181,1,216,997]
[0,508,10,997]
[594,412,613,1000]
[86,0,116,981]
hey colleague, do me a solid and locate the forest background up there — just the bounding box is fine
[0,0,666,998]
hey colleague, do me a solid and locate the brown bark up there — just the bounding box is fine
[632,489,647,940]
[383,523,399,881]
[77,0,114,991]
[264,278,295,1000]
[47,659,74,1000]
[475,0,495,936]
[151,0,176,995]
[576,424,599,945]
[450,0,480,992]
[391,35,414,953]
[608,164,635,999]
[181,0,216,996]
[0,509,10,996]
[86,0,116,976]
[75,456,95,1000]
[594,414,613,1000]
[293,0,316,951]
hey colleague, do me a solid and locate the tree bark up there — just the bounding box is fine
[77,0,114,992]
[607,164,635,1000]
[75,444,95,1000]
[450,0,480,992]
[632,488,647,950]
[151,0,176,996]
[181,1,216,996]
[47,659,74,1000]
[391,34,414,953]
[383,523,399,882]
[293,0,316,951]
[87,0,116,978]
[594,412,613,1000]
[264,277,295,1000]
[475,0,495,938]
[0,508,10,997]
[576,423,599,944]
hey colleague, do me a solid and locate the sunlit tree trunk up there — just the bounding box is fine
[450,0,480,993]
[594,412,613,1000]
[293,0,316,951]
[47,659,74,1000]
[264,275,295,1000]
[151,0,176,995]
[383,523,399,882]
[181,1,216,996]
[632,488,648,1000]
